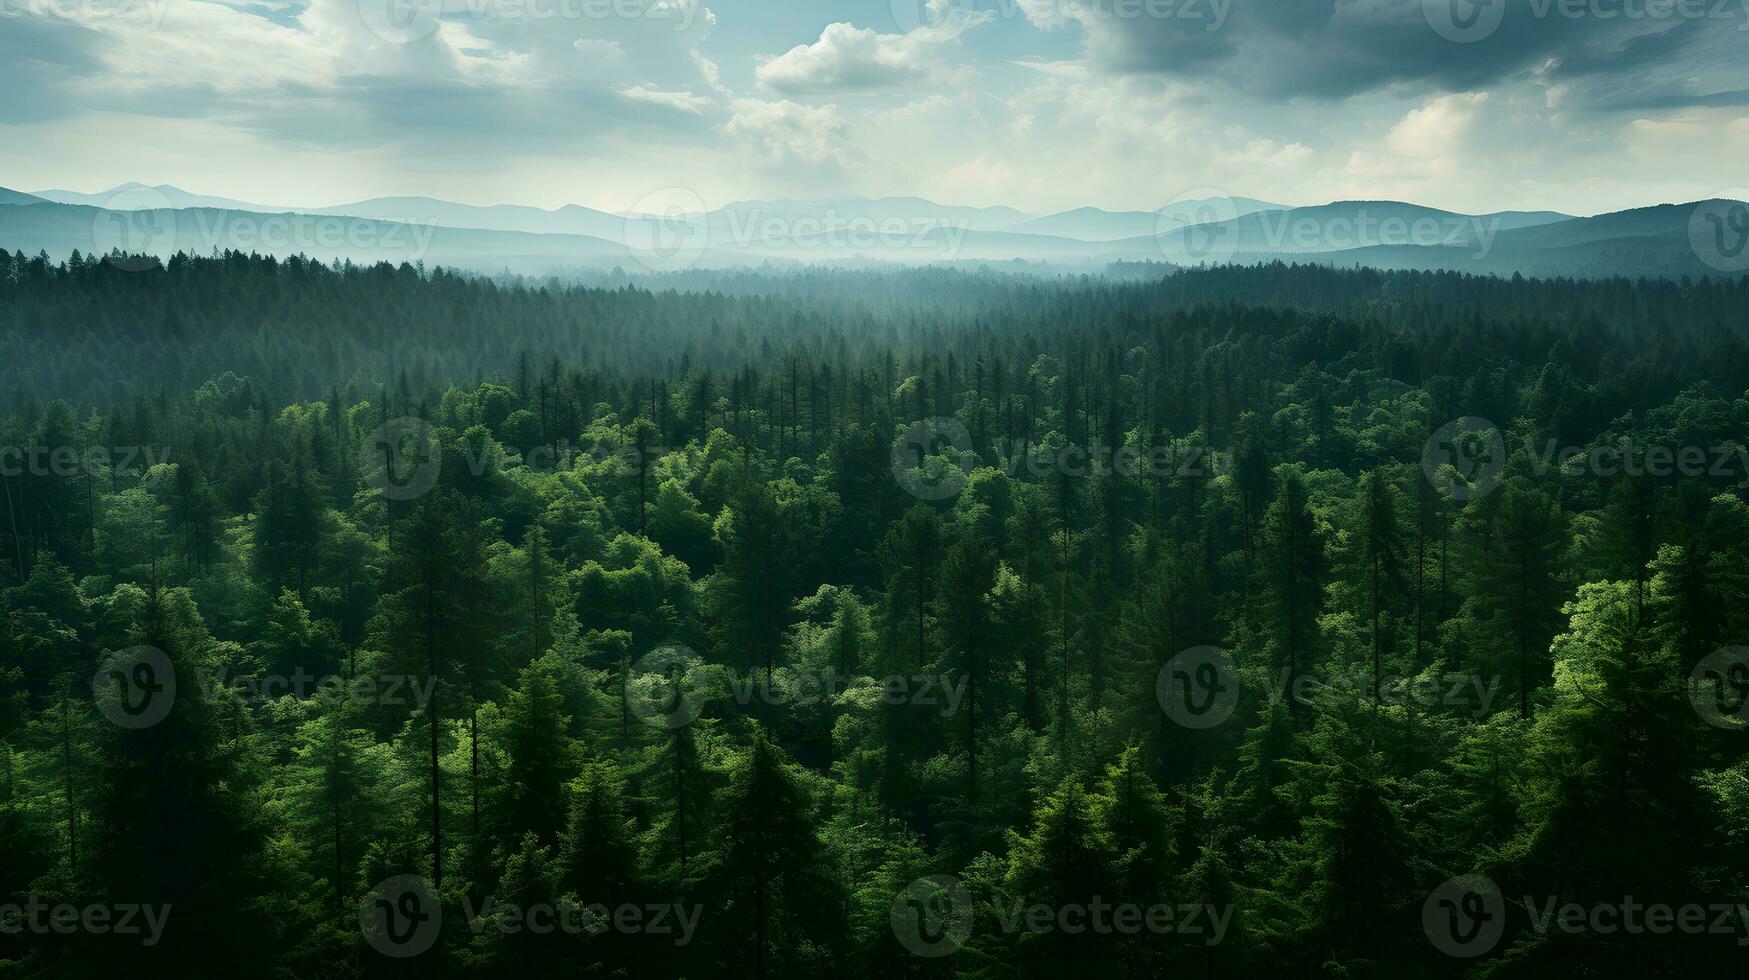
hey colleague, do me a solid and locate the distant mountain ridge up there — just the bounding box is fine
[1009,207,1172,242]
[1009,199,1299,242]
[310,197,628,240]
[32,182,272,211]
[1120,201,1575,259]
[0,197,769,275]
[2,182,1741,281]
[713,196,1030,233]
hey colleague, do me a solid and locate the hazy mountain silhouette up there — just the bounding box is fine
[3,184,1738,280]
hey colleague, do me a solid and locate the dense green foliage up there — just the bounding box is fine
[2,251,1748,977]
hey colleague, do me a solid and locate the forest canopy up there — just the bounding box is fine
[2,250,1748,977]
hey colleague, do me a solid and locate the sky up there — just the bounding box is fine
[1,0,1746,216]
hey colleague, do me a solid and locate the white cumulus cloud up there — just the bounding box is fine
[725,98,852,165]
[756,21,972,94]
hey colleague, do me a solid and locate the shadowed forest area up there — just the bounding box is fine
[3,252,1749,977]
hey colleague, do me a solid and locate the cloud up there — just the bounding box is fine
[1346,92,1489,184]
[2,0,1743,218]
[0,0,732,163]
[1229,138,1313,169]
[756,22,964,93]
[573,38,627,61]
[1538,18,1749,111]
[0,13,107,124]
[620,84,716,113]
[1010,59,1090,79]
[1059,0,1745,104]
[691,49,727,94]
[725,98,853,166]
[1015,0,1077,30]
[1387,91,1488,157]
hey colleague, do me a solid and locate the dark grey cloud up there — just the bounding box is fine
[1610,87,1749,109]
[1542,18,1749,110]
[1082,0,1748,103]
[0,14,105,123]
